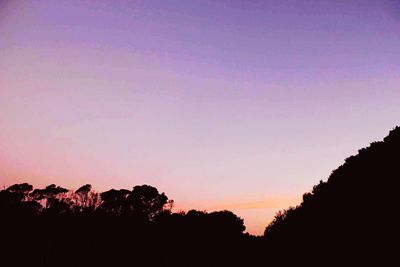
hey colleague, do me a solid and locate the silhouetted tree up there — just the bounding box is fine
[6,183,33,200]
[98,188,130,214]
[30,184,68,209]
[128,184,172,220]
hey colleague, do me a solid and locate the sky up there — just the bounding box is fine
[0,0,399,235]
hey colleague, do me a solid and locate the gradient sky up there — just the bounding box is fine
[1,0,400,234]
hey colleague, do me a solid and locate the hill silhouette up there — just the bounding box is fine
[263,126,399,265]
[1,127,399,266]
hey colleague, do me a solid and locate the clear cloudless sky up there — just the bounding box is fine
[1,0,400,234]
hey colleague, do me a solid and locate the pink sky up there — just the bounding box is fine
[1,0,400,234]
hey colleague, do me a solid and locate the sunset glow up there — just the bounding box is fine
[1,0,400,234]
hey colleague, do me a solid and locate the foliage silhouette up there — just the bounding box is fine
[1,127,399,266]
[263,126,400,265]
[0,183,252,266]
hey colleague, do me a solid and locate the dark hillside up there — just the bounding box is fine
[264,127,399,265]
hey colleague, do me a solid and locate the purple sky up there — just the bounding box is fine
[1,0,400,234]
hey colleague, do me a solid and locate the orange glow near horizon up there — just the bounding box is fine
[1,0,400,235]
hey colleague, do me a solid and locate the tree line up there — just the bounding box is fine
[2,126,399,266]
[1,183,257,266]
